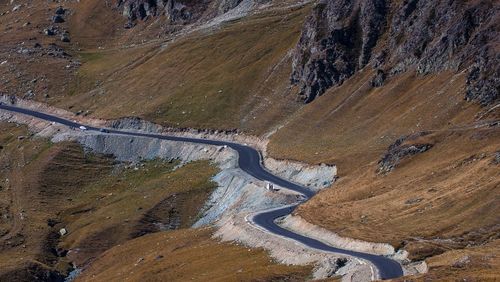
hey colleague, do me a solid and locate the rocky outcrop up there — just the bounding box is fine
[292,0,499,105]
[116,0,244,26]
[378,132,433,173]
[119,0,209,23]
[371,69,386,87]
[217,0,243,14]
[0,262,65,282]
[493,151,500,165]
[291,0,387,103]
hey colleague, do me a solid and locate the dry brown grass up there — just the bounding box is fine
[0,124,220,279]
[0,123,59,273]
[52,5,309,133]
[59,155,218,266]
[268,69,500,243]
[268,70,482,168]
[76,228,312,282]
[268,69,500,278]
[2,1,499,280]
[393,240,500,281]
[0,1,78,102]
[0,122,314,280]
[1,1,307,135]
[295,128,499,246]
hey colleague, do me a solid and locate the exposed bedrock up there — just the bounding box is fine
[291,0,388,103]
[291,0,499,105]
[116,0,245,25]
[377,132,434,174]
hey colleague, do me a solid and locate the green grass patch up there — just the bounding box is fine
[78,52,104,63]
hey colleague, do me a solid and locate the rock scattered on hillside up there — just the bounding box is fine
[52,14,65,23]
[44,27,56,36]
[59,228,68,236]
[60,32,70,43]
[55,6,66,15]
[493,151,500,165]
[452,255,471,268]
[371,69,386,87]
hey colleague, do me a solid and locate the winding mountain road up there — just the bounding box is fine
[0,103,404,280]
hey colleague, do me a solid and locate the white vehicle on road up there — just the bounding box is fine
[79,126,87,131]
[266,182,278,192]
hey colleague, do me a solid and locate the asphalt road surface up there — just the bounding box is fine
[0,103,404,279]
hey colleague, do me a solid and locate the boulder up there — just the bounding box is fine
[52,15,65,23]
[60,33,70,43]
[55,6,65,15]
[59,228,68,236]
[371,69,386,87]
[44,27,56,36]
[452,255,471,268]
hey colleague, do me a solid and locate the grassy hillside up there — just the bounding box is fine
[0,0,309,134]
[76,228,312,282]
[0,122,312,281]
[0,123,219,279]
[1,0,498,280]
[53,5,310,134]
[399,240,500,281]
[268,69,500,279]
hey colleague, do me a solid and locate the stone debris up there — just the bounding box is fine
[60,32,70,43]
[452,255,471,268]
[52,15,65,24]
[59,228,68,236]
[55,6,66,15]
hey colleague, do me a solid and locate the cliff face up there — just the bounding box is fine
[116,0,243,26]
[292,0,499,105]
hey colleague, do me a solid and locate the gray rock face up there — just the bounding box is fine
[493,151,500,165]
[217,0,243,14]
[116,0,243,25]
[378,132,433,173]
[291,0,387,103]
[371,69,385,87]
[118,0,200,23]
[292,0,499,105]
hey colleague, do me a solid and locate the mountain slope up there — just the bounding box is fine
[0,0,499,280]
